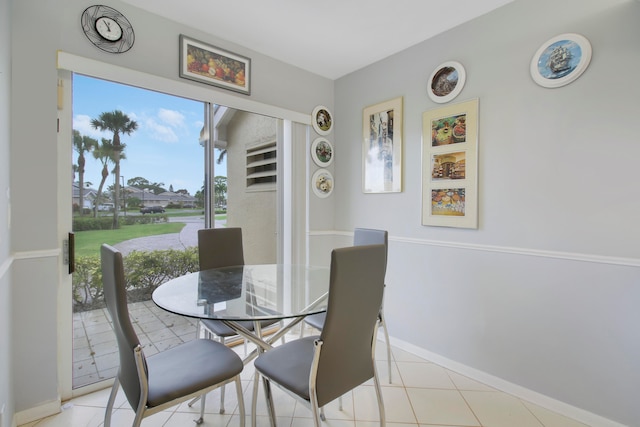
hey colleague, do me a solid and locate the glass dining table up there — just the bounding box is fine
[152,264,330,361]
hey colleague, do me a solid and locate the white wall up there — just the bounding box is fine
[329,0,639,425]
[1,0,13,426]
[9,0,334,420]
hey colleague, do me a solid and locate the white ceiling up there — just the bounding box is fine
[122,0,515,80]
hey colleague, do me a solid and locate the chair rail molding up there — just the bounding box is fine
[308,230,640,268]
[13,248,61,260]
[0,256,11,280]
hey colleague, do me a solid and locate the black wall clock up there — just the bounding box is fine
[81,5,135,53]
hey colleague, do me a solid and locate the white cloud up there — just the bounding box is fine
[73,114,108,139]
[158,108,185,128]
[144,118,179,143]
[76,109,188,144]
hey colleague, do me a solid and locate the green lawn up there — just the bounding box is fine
[74,222,186,258]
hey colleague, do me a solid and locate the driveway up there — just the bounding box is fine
[113,216,224,256]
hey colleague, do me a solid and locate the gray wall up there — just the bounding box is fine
[329,0,639,425]
[8,0,333,419]
[7,0,639,426]
[1,0,13,426]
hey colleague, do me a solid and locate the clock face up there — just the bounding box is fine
[95,16,122,42]
[81,5,134,53]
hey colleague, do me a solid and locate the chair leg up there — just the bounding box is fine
[104,376,120,427]
[235,376,246,427]
[188,395,200,407]
[219,336,227,414]
[279,320,286,344]
[219,384,227,414]
[189,323,212,409]
[132,408,145,427]
[311,395,322,427]
[299,323,305,338]
[251,371,260,427]
[261,376,277,427]
[379,311,392,383]
[194,393,206,425]
[373,369,386,427]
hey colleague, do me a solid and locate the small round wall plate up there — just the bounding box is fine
[81,5,135,54]
[311,105,333,135]
[530,33,592,88]
[311,137,334,167]
[311,169,334,198]
[428,61,466,103]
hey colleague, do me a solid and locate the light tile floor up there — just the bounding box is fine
[31,302,591,427]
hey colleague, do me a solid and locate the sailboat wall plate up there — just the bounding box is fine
[530,33,592,88]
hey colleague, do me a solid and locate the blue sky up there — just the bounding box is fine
[72,74,226,195]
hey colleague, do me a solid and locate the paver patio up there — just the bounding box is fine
[73,300,200,388]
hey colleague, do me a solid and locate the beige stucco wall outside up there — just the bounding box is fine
[226,110,278,264]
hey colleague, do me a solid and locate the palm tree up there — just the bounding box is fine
[216,149,227,164]
[214,176,227,208]
[91,138,119,218]
[90,110,138,228]
[73,130,98,216]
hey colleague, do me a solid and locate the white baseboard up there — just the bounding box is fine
[14,398,60,426]
[390,337,626,427]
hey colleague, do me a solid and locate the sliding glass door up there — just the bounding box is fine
[67,74,278,393]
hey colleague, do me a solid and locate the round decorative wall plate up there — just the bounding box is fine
[311,169,334,198]
[81,5,135,54]
[311,137,334,167]
[311,105,333,135]
[427,61,466,103]
[530,33,592,88]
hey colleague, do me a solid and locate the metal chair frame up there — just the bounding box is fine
[253,244,387,427]
[104,345,245,426]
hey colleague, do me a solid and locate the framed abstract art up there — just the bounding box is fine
[362,96,403,193]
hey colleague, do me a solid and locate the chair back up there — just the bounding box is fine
[101,244,145,410]
[353,228,388,275]
[315,244,386,406]
[198,228,245,270]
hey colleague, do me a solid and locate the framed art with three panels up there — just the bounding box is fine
[422,98,478,228]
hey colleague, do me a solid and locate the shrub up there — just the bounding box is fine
[72,256,102,307]
[73,216,116,231]
[125,247,198,290]
[121,214,168,225]
[72,247,198,312]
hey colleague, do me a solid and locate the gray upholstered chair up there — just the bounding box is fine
[196,227,280,413]
[303,228,393,382]
[100,244,245,427]
[253,244,387,427]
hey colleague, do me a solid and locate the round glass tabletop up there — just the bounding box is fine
[152,264,330,321]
